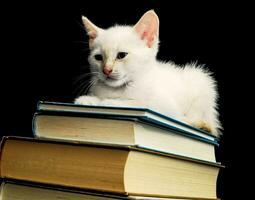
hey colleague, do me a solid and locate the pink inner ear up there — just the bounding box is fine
[147,35,154,48]
[138,27,156,48]
[82,16,101,47]
[135,11,159,48]
[88,31,97,47]
[141,31,154,48]
[88,31,97,40]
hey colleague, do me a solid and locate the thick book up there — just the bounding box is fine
[0,136,222,199]
[33,101,219,162]
[0,181,198,200]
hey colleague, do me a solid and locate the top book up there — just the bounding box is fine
[37,101,219,143]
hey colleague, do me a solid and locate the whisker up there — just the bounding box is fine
[78,78,98,96]
[73,73,97,90]
[74,80,91,95]
[73,72,99,84]
[73,72,99,80]
[83,79,98,95]
[75,81,93,96]
[74,73,99,96]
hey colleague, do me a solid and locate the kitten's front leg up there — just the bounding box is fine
[74,96,140,108]
[74,95,101,105]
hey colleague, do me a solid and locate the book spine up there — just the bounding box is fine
[32,112,38,138]
[0,136,8,177]
[36,101,43,111]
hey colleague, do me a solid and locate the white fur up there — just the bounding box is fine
[75,11,221,136]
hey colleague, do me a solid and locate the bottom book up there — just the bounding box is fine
[0,181,199,200]
[0,137,222,199]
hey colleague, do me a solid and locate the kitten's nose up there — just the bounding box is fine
[103,67,113,76]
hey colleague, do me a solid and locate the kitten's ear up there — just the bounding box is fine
[134,10,159,48]
[82,16,103,47]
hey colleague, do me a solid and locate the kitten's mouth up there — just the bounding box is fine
[104,73,123,82]
[102,75,129,88]
[106,76,118,81]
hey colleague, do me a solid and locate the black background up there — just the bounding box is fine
[1,1,250,199]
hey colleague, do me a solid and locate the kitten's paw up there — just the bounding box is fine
[100,99,140,107]
[190,120,213,133]
[74,95,101,106]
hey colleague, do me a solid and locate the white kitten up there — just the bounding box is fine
[75,10,221,136]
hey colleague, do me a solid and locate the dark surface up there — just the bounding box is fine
[1,1,248,199]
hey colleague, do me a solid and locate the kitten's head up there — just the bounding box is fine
[82,10,160,88]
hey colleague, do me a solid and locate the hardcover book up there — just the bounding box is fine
[0,181,199,200]
[37,101,218,143]
[0,136,222,199]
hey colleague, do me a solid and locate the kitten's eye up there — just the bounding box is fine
[116,52,128,59]
[94,54,103,61]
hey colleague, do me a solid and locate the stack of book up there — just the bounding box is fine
[0,101,223,200]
